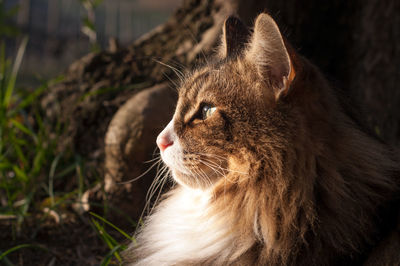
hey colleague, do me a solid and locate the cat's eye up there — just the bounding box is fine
[201,105,216,120]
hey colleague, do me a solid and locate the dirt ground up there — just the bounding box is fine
[0,211,130,265]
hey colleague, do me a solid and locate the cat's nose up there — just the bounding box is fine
[157,120,175,152]
[157,133,174,152]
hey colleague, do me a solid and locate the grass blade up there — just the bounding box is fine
[91,218,122,262]
[0,244,49,261]
[49,154,62,206]
[3,37,28,107]
[10,119,34,137]
[12,165,28,182]
[90,212,135,242]
[100,245,123,266]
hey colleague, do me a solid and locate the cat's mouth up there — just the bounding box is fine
[171,167,218,189]
[168,156,230,189]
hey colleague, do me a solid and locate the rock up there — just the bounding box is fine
[103,83,177,220]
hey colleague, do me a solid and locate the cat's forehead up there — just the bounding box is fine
[179,61,249,99]
[175,68,214,120]
[179,68,212,99]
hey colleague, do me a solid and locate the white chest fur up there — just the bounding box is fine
[132,187,236,265]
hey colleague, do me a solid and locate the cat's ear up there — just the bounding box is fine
[246,13,295,100]
[219,16,250,58]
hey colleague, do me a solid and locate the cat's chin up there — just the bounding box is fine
[171,169,214,190]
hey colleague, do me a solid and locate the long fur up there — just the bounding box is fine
[123,13,400,265]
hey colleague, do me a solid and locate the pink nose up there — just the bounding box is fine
[157,133,173,152]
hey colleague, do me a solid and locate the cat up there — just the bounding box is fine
[123,13,400,265]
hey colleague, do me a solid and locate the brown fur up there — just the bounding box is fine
[124,13,400,265]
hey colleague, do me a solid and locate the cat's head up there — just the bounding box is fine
[157,13,302,189]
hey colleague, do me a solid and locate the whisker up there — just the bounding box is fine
[166,80,180,93]
[145,163,166,202]
[153,59,185,81]
[134,162,169,235]
[191,152,227,162]
[146,165,169,204]
[118,157,163,184]
[156,57,188,74]
[147,172,169,215]
[182,23,210,66]
[136,164,170,229]
[153,177,169,208]
[163,72,179,88]
[192,165,210,188]
[151,146,160,158]
[197,166,213,189]
[200,157,248,175]
[144,154,162,164]
[198,159,226,177]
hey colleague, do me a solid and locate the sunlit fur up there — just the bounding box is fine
[123,13,400,265]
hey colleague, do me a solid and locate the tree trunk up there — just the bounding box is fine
[41,0,400,221]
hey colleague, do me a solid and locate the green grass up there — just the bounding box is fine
[0,244,50,261]
[0,38,76,231]
[90,211,136,265]
[0,37,134,265]
[0,2,136,264]
[0,37,107,263]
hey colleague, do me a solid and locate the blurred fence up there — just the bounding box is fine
[4,0,180,86]
[11,0,179,45]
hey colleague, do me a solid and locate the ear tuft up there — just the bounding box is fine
[219,16,250,58]
[246,13,295,100]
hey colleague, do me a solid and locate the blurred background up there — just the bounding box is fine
[1,0,186,264]
[3,0,180,87]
